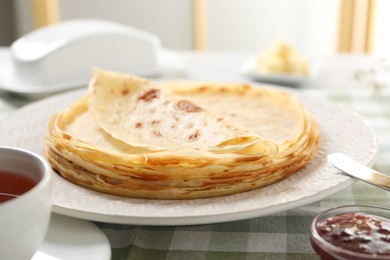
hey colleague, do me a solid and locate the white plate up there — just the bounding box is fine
[240,56,320,86]
[0,48,183,98]
[32,213,111,260]
[0,89,377,225]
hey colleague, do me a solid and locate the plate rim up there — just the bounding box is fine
[240,55,321,85]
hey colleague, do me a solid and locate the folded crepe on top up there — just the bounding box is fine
[88,69,278,155]
[45,68,320,199]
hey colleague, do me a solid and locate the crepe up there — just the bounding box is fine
[88,69,277,155]
[45,69,320,199]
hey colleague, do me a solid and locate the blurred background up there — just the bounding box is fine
[0,0,388,58]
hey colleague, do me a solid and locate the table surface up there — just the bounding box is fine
[1,51,389,260]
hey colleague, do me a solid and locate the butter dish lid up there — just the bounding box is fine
[11,19,160,63]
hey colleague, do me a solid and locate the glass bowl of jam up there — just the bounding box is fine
[310,205,390,260]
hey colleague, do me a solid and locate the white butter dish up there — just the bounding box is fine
[10,19,161,86]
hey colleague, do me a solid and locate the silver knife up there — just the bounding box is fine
[327,153,390,192]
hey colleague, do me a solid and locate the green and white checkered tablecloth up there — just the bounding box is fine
[0,87,389,260]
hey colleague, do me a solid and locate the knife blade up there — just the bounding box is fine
[327,152,390,192]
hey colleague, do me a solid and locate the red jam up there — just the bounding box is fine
[314,212,390,258]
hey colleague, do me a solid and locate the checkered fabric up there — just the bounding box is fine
[1,87,389,260]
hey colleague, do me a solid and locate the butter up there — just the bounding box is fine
[256,42,308,75]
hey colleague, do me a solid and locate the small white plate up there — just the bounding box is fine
[240,56,320,86]
[32,214,111,260]
[0,47,183,98]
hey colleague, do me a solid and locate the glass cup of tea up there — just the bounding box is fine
[0,146,52,259]
[310,205,390,260]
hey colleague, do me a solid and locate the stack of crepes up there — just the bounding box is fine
[45,69,320,199]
